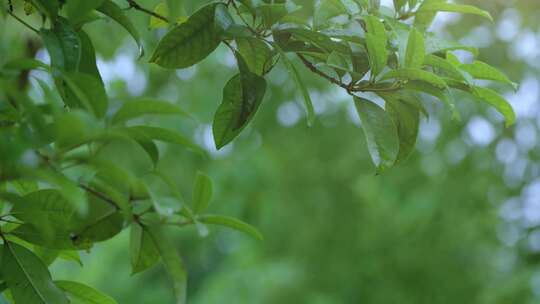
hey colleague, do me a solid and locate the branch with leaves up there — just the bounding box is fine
[0,0,516,303]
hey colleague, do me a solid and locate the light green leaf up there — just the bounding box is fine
[130,223,160,275]
[55,280,117,304]
[64,0,104,24]
[405,27,425,69]
[472,87,516,127]
[150,3,221,69]
[354,97,399,172]
[198,215,263,241]
[381,68,447,88]
[424,54,467,82]
[97,0,143,57]
[3,58,49,71]
[274,44,315,126]
[1,242,69,304]
[417,2,493,22]
[192,172,212,214]
[364,15,388,77]
[112,99,190,125]
[314,0,348,28]
[404,80,459,120]
[460,61,517,89]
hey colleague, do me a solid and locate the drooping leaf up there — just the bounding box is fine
[150,3,221,69]
[144,222,187,304]
[198,215,263,241]
[274,43,315,126]
[112,99,190,125]
[40,17,81,72]
[64,0,105,25]
[55,280,118,304]
[192,172,212,214]
[212,52,267,149]
[61,72,108,118]
[380,92,421,163]
[354,97,399,172]
[130,222,160,275]
[97,0,143,56]
[1,242,69,304]
[472,87,516,127]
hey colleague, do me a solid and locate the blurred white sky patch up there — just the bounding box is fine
[496,138,518,165]
[196,124,233,158]
[497,8,522,42]
[277,101,302,127]
[507,75,539,119]
[466,116,495,147]
[97,49,148,96]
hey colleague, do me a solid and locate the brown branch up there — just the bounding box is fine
[296,53,351,92]
[125,0,169,23]
[79,184,121,211]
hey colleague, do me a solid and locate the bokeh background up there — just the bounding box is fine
[2,0,540,302]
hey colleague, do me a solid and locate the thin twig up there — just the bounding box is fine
[297,53,351,91]
[7,11,39,33]
[79,184,121,211]
[125,0,169,23]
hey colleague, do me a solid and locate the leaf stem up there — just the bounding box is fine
[125,0,169,23]
[7,11,39,33]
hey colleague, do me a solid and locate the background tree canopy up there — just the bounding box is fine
[1,0,539,303]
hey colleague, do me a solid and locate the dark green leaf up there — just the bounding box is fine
[405,27,425,69]
[150,4,221,69]
[1,242,69,304]
[61,72,108,118]
[30,0,59,21]
[212,52,267,149]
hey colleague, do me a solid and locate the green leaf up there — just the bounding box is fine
[404,27,425,69]
[124,126,204,155]
[274,43,315,126]
[381,68,447,88]
[77,30,103,84]
[61,72,108,118]
[150,3,221,69]
[145,223,187,304]
[40,18,81,72]
[64,0,105,25]
[404,80,459,120]
[472,87,516,127]
[130,223,160,275]
[314,0,348,28]
[30,0,59,21]
[425,33,478,56]
[97,0,143,57]
[424,54,467,82]
[380,92,420,163]
[11,189,77,243]
[364,15,388,77]
[417,2,493,22]
[2,58,49,71]
[236,38,273,76]
[257,3,289,28]
[212,53,267,149]
[1,242,69,304]
[55,280,117,304]
[112,99,190,125]
[460,61,517,89]
[192,172,212,214]
[198,215,263,241]
[354,97,399,172]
